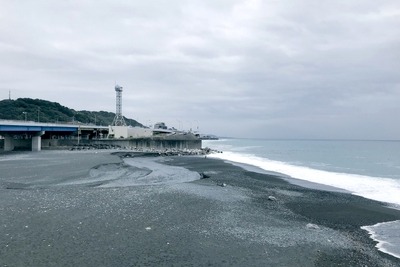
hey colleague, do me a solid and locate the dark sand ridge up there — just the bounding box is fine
[0,150,400,266]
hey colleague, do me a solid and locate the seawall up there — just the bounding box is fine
[0,137,202,151]
[46,138,202,150]
[0,135,202,150]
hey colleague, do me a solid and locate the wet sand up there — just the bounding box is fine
[1,151,400,266]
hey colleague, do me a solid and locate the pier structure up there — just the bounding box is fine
[0,121,201,151]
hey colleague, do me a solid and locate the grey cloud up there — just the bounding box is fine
[1,0,400,138]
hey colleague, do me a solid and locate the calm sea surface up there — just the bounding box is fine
[203,138,400,259]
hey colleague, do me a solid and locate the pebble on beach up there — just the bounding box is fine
[199,172,210,179]
[306,223,320,230]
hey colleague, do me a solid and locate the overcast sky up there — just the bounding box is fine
[1,0,399,139]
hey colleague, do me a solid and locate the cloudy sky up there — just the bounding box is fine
[1,0,399,139]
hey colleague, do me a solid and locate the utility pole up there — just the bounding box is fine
[22,112,27,121]
[37,108,40,122]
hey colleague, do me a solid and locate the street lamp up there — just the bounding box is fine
[22,112,27,122]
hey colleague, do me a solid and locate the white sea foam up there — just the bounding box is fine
[210,151,400,207]
[361,220,400,259]
[205,140,400,260]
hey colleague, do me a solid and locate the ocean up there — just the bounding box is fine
[203,138,400,259]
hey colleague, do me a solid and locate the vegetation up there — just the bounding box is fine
[0,98,143,127]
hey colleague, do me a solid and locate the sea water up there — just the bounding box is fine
[204,138,400,259]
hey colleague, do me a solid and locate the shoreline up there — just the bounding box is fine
[1,150,400,266]
[206,149,400,209]
[218,159,351,194]
[160,156,400,263]
[361,220,400,260]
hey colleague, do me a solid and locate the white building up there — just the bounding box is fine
[108,126,153,139]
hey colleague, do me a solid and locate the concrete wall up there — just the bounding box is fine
[125,138,201,150]
[41,138,202,150]
[1,136,201,151]
[128,127,153,138]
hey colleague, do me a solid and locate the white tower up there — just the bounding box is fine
[112,84,126,126]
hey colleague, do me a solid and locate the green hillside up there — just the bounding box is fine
[0,98,143,127]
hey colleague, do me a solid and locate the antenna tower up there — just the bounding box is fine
[112,84,126,126]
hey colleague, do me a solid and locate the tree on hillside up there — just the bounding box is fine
[0,98,143,126]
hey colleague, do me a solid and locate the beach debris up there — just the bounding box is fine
[145,227,152,231]
[268,196,277,201]
[218,183,227,187]
[306,223,320,230]
[199,172,210,179]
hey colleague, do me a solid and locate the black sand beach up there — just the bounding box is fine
[1,150,400,266]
